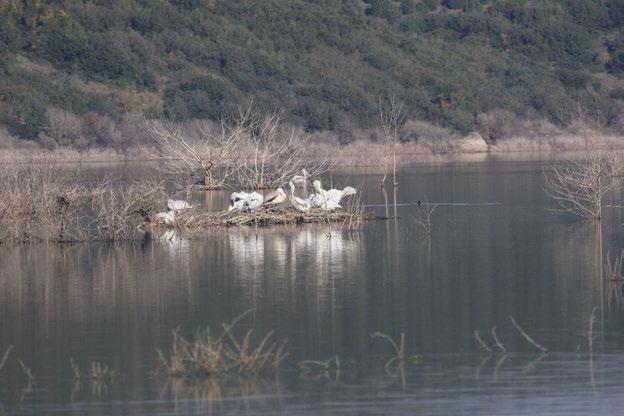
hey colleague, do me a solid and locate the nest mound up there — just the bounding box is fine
[150,206,376,230]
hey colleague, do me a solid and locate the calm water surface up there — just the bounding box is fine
[1,160,624,415]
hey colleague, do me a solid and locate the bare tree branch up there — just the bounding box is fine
[378,96,406,187]
[146,116,248,190]
[231,111,333,190]
[544,152,621,221]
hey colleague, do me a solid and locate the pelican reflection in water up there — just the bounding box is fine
[226,226,362,286]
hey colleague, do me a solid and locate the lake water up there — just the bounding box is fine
[1,160,624,415]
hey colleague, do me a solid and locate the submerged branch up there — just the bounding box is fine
[473,331,492,353]
[0,345,13,374]
[509,316,548,353]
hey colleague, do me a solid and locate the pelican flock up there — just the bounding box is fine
[227,172,356,213]
[151,171,356,226]
[149,172,357,228]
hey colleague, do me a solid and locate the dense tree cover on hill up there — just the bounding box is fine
[1,0,624,146]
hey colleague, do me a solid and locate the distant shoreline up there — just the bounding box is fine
[1,133,622,167]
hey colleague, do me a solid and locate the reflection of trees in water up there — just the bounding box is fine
[156,230,192,258]
[550,222,600,336]
[225,226,362,289]
[225,226,363,328]
[210,226,365,363]
[0,226,363,319]
[0,241,204,384]
[0,227,365,378]
[4,208,623,387]
[159,377,284,415]
[550,210,624,349]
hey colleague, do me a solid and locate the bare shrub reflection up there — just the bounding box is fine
[298,355,341,383]
[605,250,624,308]
[159,376,284,415]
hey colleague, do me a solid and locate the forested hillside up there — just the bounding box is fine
[1,0,624,148]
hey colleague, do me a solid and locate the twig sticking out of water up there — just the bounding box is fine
[587,307,598,355]
[491,326,507,354]
[411,199,437,237]
[493,354,507,380]
[605,251,624,308]
[605,251,624,281]
[0,345,13,374]
[90,362,116,380]
[371,332,420,371]
[298,356,341,382]
[522,353,547,375]
[299,356,340,373]
[509,316,548,353]
[17,359,35,380]
[70,357,81,379]
[475,354,491,378]
[473,331,492,353]
[70,357,118,381]
[372,332,405,363]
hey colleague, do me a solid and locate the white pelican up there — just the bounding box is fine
[308,192,325,208]
[263,188,286,205]
[309,180,355,209]
[288,181,311,212]
[312,180,326,195]
[167,199,191,212]
[153,211,176,226]
[321,200,342,211]
[291,169,309,186]
[291,169,310,196]
[229,191,248,211]
[242,192,264,212]
[308,180,328,208]
[326,186,356,204]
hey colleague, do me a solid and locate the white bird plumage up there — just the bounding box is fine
[309,180,327,208]
[308,192,326,208]
[288,181,311,212]
[326,186,356,204]
[229,191,267,212]
[229,180,355,213]
[229,191,248,212]
[309,180,355,210]
[153,211,176,226]
[320,199,342,210]
[167,199,192,212]
[263,187,287,205]
[242,192,264,212]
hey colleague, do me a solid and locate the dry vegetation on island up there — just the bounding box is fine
[160,202,372,231]
[146,105,332,190]
[2,103,623,245]
[0,110,372,244]
[0,164,371,244]
[0,164,167,243]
